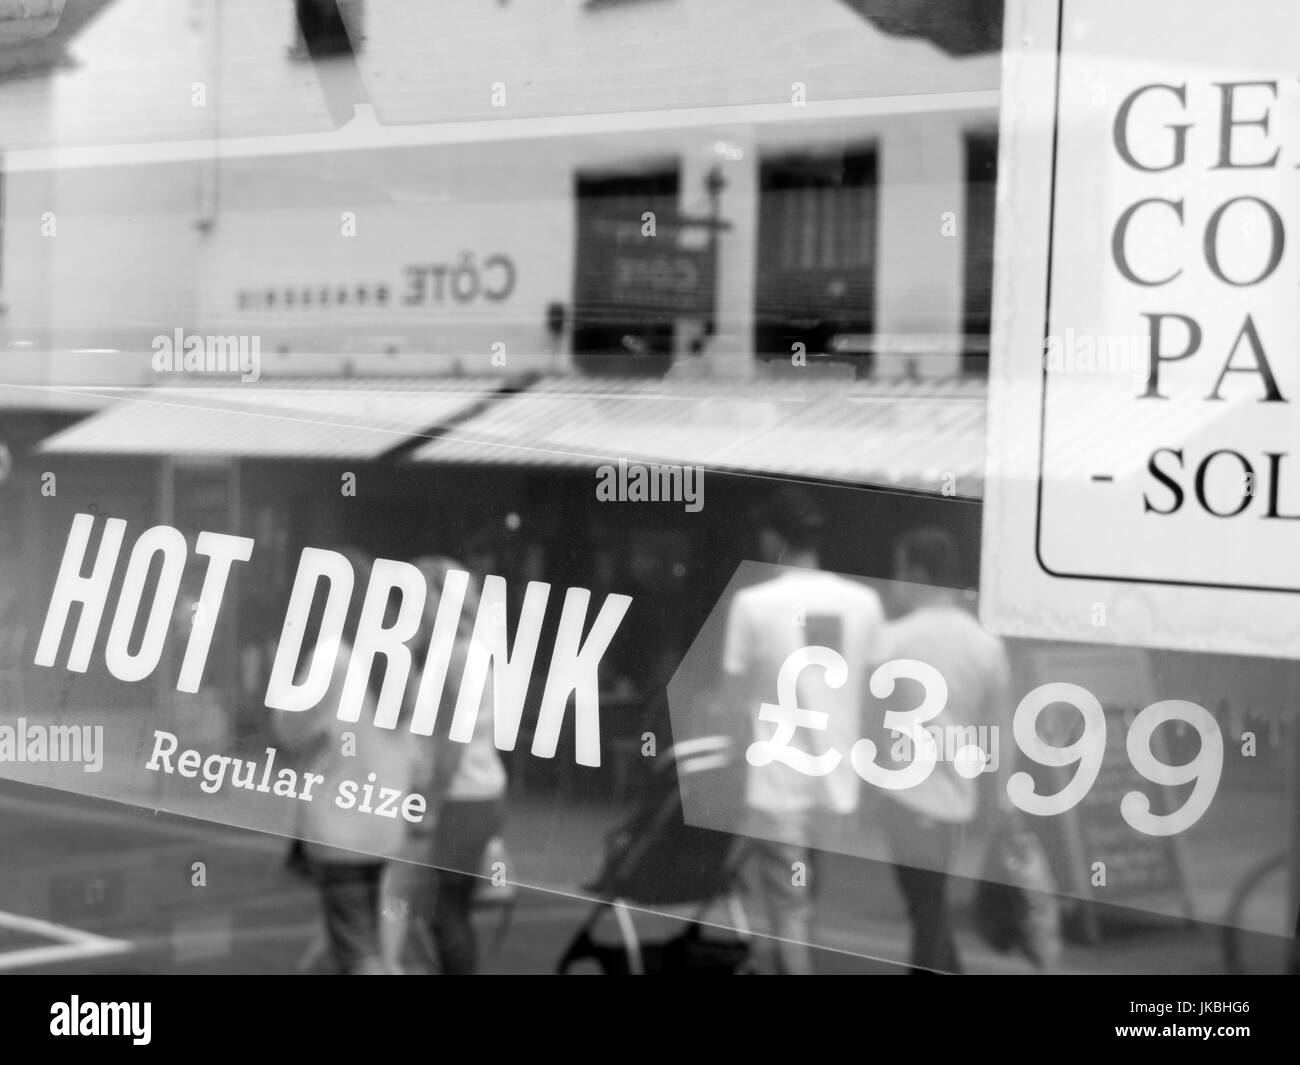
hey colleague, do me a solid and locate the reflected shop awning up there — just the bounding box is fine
[40,370,1233,500]
[37,376,510,460]
[408,375,989,496]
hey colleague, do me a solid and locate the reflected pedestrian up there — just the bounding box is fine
[722,487,886,974]
[878,527,1013,974]
[275,548,416,975]
[399,557,508,975]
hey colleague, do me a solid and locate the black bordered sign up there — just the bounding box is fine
[1032,0,1300,595]
[981,0,1300,659]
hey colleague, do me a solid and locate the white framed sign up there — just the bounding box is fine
[981,0,1300,657]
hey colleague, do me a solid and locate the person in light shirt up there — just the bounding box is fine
[274,548,419,976]
[400,557,508,975]
[723,486,886,974]
[876,527,1013,974]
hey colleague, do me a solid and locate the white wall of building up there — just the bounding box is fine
[350,0,999,124]
[0,0,1000,387]
[0,160,207,390]
[199,143,575,376]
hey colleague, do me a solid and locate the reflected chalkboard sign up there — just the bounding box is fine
[1016,645,1195,940]
[576,211,717,321]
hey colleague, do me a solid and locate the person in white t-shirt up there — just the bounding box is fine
[723,486,886,974]
[875,526,1013,973]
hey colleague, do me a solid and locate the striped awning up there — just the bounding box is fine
[41,371,1229,500]
[408,375,990,496]
[38,377,507,459]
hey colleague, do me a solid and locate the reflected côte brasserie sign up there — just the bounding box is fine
[981,0,1300,658]
[237,252,517,311]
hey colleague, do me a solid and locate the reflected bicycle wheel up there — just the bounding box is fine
[1221,853,1294,974]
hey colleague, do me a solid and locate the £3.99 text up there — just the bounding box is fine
[755,647,1224,837]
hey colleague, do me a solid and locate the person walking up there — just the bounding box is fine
[876,527,1013,974]
[398,556,508,975]
[722,486,886,974]
[274,548,417,975]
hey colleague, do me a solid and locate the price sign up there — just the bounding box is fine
[669,563,1254,933]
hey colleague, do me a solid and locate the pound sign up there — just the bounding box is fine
[746,645,847,776]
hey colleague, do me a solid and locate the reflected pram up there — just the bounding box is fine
[557,735,755,974]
